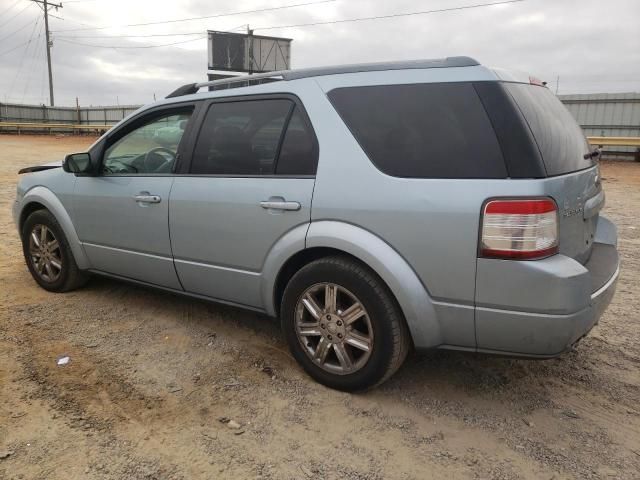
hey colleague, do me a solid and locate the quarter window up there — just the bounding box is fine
[328,83,506,178]
[103,112,191,175]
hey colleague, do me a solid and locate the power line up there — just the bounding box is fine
[22,21,46,102]
[7,15,42,101]
[0,1,34,29]
[0,38,34,57]
[56,32,207,39]
[53,0,529,43]
[54,24,253,39]
[48,12,99,29]
[227,23,253,32]
[52,0,528,45]
[52,0,337,32]
[253,0,527,30]
[56,35,208,49]
[52,24,257,39]
[0,17,38,43]
[0,0,21,18]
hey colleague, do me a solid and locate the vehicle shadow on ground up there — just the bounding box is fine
[81,274,597,406]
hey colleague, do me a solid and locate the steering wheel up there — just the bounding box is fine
[143,147,176,172]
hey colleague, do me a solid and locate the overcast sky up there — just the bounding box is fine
[0,0,638,106]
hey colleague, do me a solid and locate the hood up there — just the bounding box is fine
[18,160,62,174]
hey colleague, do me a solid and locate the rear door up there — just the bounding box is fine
[504,83,601,264]
[169,95,318,309]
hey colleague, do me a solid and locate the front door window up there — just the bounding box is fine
[103,112,191,175]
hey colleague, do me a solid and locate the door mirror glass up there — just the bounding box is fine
[63,152,92,174]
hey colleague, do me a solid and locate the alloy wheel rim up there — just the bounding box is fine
[294,283,374,375]
[28,224,63,282]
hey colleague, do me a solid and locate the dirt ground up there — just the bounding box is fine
[0,135,638,480]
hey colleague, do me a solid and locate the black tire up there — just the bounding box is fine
[281,256,411,391]
[21,209,89,292]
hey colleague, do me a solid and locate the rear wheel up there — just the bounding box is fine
[21,209,88,292]
[281,256,410,391]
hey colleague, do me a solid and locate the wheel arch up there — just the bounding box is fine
[266,220,443,349]
[19,187,90,270]
[19,201,48,231]
[272,246,364,316]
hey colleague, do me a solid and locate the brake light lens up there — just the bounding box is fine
[529,76,547,87]
[481,198,559,260]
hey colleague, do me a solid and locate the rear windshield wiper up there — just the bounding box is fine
[583,148,601,160]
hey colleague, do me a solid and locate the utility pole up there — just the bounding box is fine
[555,75,560,95]
[31,0,62,106]
[247,25,254,75]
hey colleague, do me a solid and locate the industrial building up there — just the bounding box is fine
[560,92,640,161]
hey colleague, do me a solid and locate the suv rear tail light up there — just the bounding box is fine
[481,198,559,260]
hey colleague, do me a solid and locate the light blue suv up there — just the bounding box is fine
[13,57,620,390]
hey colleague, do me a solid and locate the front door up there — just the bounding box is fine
[72,108,195,289]
[169,96,319,308]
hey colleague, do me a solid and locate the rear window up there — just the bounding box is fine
[505,84,593,176]
[327,83,506,178]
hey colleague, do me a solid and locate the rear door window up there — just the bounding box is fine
[275,107,318,176]
[191,99,292,175]
[328,82,506,178]
[190,99,318,176]
[504,83,593,176]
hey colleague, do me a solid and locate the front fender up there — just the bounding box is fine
[19,186,90,270]
[306,221,442,349]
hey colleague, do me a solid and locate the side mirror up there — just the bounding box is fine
[62,152,92,174]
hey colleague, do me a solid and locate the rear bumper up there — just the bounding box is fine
[474,216,619,357]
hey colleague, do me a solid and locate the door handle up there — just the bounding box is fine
[134,194,161,204]
[260,200,301,211]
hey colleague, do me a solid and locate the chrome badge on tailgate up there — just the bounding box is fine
[562,198,584,218]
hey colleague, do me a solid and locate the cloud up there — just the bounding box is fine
[0,0,638,106]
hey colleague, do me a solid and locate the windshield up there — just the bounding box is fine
[505,84,594,176]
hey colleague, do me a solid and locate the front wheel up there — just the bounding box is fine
[21,209,88,292]
[281,256,411,391]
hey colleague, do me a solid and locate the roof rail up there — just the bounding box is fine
[165,56,480,98]
[166,72,285,98]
